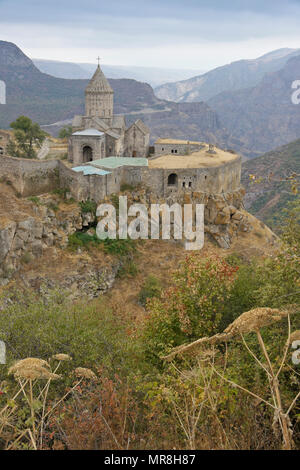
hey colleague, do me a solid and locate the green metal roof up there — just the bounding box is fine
[89,157,148,169]
[72,165,111,176]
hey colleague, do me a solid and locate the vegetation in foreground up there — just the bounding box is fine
[0,201,299,450]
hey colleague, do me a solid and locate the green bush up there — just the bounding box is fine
[68,231,137,258]
[101,238,137,256]
[118,260,139,278]
[120,183,135,192]
[68,231,100,251]
[139,275,162,307]
[0,289,134,381]
[79,199,97,215]
[20,252,33,264]
[52,187,69,199]
[46,202,59,212]
[27,196,41,205]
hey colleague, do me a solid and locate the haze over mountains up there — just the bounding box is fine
[0,41,227,146]
[33,59,204,87]
[208,54,300,157]
[1,40,300,159]
[155,48,300,102]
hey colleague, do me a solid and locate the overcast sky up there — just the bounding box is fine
[1,0,300,70]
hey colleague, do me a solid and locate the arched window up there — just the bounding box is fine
[167,173,178,186]
[83,146,93,162]
[0,147,3,155]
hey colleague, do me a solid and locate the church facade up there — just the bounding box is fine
[68,64,150,165]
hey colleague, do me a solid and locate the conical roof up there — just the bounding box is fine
[85,65,113,93]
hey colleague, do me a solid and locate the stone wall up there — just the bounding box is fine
[154,142,205,156]
[0,155,59,197]
[0,130,10,155]
[125,124,149,158]
[58,161,90,201]
[140,157,242,198]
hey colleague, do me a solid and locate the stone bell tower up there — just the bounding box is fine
[85,60,114,125]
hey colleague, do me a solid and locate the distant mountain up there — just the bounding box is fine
[208,54,300,158]
[32,59,89,79]
[0,41,164,128]
[155,48,300,102]
[0,41,228,146]
[33,59,204,87]
[242,138,300,228]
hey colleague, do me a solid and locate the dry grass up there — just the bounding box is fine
[1,355,97,450]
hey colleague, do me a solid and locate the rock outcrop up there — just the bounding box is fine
[0,194,92,285]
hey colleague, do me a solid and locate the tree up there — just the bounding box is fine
[58,125,73,139]
[7,116,47,159]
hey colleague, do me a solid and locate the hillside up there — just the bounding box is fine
[155,48,300,102]
[0,41,231,146]
[242,138,300,227]
[3,41,300,157]
[0,180,277,296]
[0,41,166,128]
[208,55,300,158]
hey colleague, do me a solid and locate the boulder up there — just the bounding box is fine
[232,211,243,221]
[215,211,231,225]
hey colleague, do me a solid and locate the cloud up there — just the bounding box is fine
[1,0,300,68]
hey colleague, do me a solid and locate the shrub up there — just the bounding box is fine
[139,275,162,307]
[142,255,238,363]
[118,260,139,278]
[27,196,41,205]
[52,187,69,199]
[47,202,59,212]
[68,231,137,258]
[68,232,100,251]
[101,238,137,257]
[0,289,134,378]
[120,183,135,192]
[79,199,97,215]
[20,252,33,264]
[51,374,140,450]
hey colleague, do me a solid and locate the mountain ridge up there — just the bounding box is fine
[155,48,300,103]
[33,58,204,87]
[0,41,228,146]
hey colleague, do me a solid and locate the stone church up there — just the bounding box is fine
[68,64,150,165]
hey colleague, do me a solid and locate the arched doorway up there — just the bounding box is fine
[83,146,93,162]
[0,147,4,155]
[167,173,178,186]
